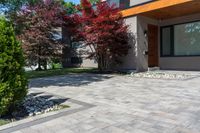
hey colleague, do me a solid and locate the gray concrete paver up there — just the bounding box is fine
[4,72,200,133]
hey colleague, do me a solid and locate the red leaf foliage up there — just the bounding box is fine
[15,0,64,69]
[63,0,131,70]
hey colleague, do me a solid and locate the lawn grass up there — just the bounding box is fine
[25,68,98,79]
[0,119,10,126]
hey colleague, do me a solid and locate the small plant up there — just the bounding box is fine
[0,17,27,116]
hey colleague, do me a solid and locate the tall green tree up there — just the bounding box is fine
[0,0,40,24]
[0,0,39,12]
[63,2,78,15]
[61,0,100,15]
[89,0,100,5]
[0,17,27,116]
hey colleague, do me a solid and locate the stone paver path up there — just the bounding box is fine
[4,72,200,133]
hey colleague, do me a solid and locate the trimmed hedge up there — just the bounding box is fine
[0,17,27,116]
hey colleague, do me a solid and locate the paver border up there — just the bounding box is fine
[0,90,96,133]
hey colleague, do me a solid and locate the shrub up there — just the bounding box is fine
[0,17,27,116]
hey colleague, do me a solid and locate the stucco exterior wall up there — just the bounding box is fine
[108,0,153,8]
[62,27,97,68]
[159,57,200,71]
[130,0,153,7]
[76,45,98,68]
[159,13,200,70]
[113,16,137,70]
[81,58,97,68]
[137,16,159,71]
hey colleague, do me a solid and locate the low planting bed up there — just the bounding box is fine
[0,92,69,126]
[131,71,197,80]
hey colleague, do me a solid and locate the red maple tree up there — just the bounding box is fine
[64,0,130,71]
[16,0,64,70]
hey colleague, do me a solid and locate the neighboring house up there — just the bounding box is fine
[63,0,200,71]
[62,27,98,68]
[25,27,63,71]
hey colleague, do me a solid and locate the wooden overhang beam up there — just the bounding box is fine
[121,0,193,18]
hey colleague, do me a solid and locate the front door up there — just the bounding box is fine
[148,24,159,67]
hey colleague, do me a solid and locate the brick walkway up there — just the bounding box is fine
[3,72,200,133]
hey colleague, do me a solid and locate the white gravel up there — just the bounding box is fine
[22,93,66,117]
[130,71,192,80]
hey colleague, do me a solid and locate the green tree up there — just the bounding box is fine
[0,0,40,25]
[63,2,78,15]
[0,0,39,12]
[0,17,27,116]
[89,0,100,5]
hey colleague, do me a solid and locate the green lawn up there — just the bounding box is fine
[0,119,10,126]
[25,68,98,79]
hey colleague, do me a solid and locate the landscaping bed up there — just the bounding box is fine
[0,92,69,126]
[131,71,195,80]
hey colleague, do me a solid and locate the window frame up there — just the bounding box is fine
[160,20,200,57]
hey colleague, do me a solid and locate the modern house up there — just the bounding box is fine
[118,0,200,71]
[62,0,200,71]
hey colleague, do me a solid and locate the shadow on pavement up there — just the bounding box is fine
[29,74,113,88]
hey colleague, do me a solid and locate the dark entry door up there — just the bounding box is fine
[148,24,159,67]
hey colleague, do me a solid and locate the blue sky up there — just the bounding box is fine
[64,0,80,4]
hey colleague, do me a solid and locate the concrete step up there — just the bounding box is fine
[148,67,160,71]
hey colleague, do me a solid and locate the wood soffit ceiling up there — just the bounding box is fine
[122,0,200,20]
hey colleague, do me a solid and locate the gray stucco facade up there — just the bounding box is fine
[113,16,137,70]
[119,13,200,71]
[130,0,153,7]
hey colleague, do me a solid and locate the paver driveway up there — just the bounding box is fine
[8,72,200,132]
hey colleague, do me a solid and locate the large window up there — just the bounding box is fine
[161,21,200,57]
[161,27,172,56]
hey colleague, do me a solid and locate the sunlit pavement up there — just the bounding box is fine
[8,72,200,133]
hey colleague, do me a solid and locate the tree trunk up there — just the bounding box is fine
[37,57,42,71]
[37,45,42,71]
[98,54,109,72]
[43,59,47,70]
